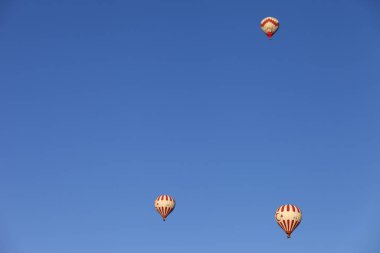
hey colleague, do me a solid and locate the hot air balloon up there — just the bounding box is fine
[275,204,302,238]
[261,17,279,39]
[154,195,175,221]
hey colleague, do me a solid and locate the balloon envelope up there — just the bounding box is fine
[154,195,175,221]
[261,17,279,39]
[275,204,302,238]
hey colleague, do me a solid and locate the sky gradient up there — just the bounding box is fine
[1,0,380,252]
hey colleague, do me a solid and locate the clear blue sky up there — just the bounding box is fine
[1,0,379,252]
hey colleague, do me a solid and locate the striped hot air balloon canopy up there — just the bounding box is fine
[154,195,176,221]
[275,204,302,238]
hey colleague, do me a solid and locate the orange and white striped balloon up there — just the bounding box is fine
[154,195,175,221]
[261,17,279,39]
[275,204,302,238]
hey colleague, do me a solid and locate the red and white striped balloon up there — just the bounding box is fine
[154,195,175,221]
[275,204,302,238]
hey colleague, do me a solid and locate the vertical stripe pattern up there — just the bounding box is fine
[274,204,302,238]
[154,195,176,221]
